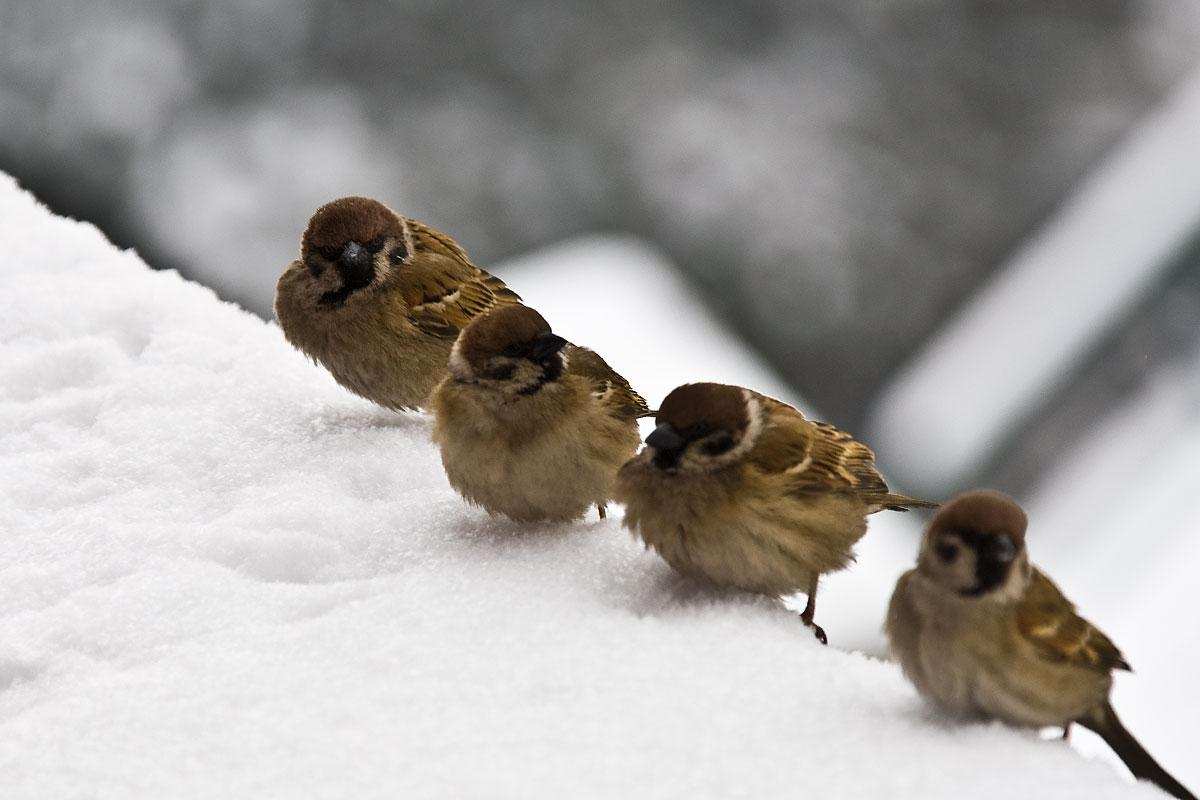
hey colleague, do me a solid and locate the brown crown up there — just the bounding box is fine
[458,305,550,364]
[302,197,404,254]
[656,383,749,434]
[928,490,1028,547]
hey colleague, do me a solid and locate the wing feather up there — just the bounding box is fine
[393,225,522,340]
[565,345,650,421]
[747,394,929,509]
[1016,569,1131,673]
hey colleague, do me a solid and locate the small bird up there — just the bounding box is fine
[431,305,650,523]
[275,196,521,411]
[615,382,935,643]
[886,490,1195,800]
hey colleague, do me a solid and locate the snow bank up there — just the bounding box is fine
[0,175,1166,798]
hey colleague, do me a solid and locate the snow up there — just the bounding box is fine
[0,174,1170,798]
[865,69,1200,495]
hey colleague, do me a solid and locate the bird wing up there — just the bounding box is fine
[565,345,651,420]
[396,220,522,340]
[1016,569,1131,673]
[748,396,890,496]
[746,394,936,510]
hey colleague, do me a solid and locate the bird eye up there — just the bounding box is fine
[389,240,409,265]
[701,433,735,456]
[935,541,959,562]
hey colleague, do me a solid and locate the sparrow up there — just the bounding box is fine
[615,382,936,643]
[886,490,1195,800]
[431,304,651,523]
[274,196,522,411]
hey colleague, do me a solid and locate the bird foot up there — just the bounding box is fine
[802,617,828,645]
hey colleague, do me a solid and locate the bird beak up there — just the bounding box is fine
[527,332,568,362]
[646,423,685,470]
[989,535,1017,563]
[339,240,373,276]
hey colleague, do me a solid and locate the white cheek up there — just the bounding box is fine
[507,360,544,391]
[990,555,1032,602]
[373,252,392,282]
[399,218,415,261]
[729,393,764,461]
[448,339,473,380]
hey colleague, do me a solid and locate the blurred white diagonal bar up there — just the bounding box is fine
[865,70,1200,494]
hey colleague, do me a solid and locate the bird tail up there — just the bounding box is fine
[1080,702,1196,800]
[880,493,940,512]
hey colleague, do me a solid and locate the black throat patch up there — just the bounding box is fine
[516,355,563,395]
[319,260,376,307]
[955,529,1015,597]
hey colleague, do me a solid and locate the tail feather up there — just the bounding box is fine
[881,493,940,512]
[1081,703,1196,800]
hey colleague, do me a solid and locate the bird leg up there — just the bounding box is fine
[1062,722,1072,741]
[800,576,828,645]
[596,503,607,519]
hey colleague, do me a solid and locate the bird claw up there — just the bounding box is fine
[802,618,828,645]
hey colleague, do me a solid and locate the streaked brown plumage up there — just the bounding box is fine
[432,305,649,523]
[615,382,935,643]
[887,490,1195,800]
[274,197,521,410]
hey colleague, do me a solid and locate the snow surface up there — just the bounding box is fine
[0,174,1170,798]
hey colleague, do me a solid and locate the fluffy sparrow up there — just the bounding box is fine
[275,196,521,411]
[615,382,936,643]
[431,305,650,523]
[886,490,1195,800]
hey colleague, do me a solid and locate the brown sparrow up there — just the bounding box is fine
[886,490,1195,800]
[274,196,521,411]
[615,382,936,643]
[431,305,650,523]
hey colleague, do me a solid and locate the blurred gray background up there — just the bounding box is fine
[3,0,1199,499]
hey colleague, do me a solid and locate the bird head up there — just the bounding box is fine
[448,305,568,396]
[643,383,763,474]
[300,197,411,306]
[919,490,1029,599]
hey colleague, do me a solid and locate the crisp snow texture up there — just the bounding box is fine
[0,175,1169,798]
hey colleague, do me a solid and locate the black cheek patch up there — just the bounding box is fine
[541,354,564,383]
[389,240,408,265]
[701,433,734,456]
[934,542,959,563]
